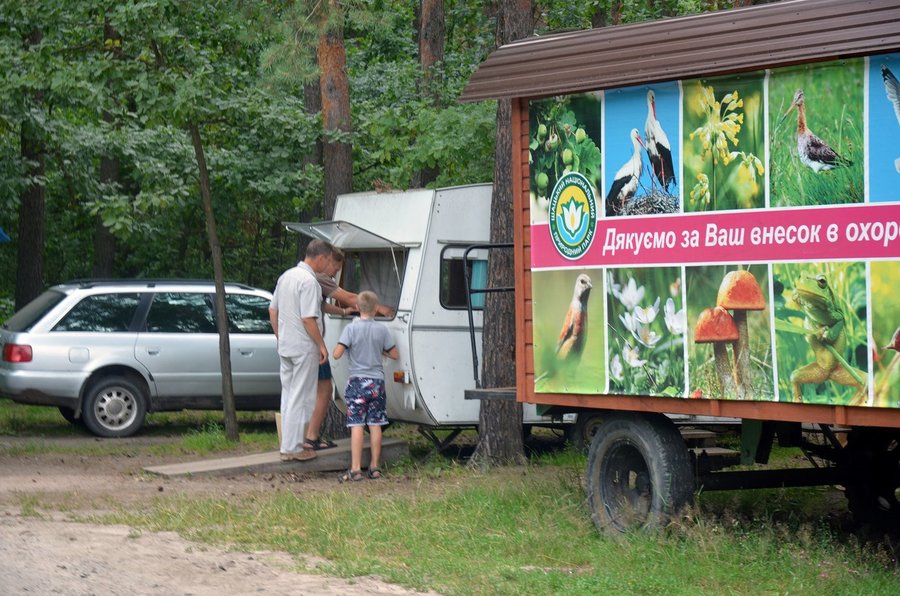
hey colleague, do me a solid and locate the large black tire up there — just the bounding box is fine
[586,412,694,534]
[566,411,606,453]
[843,429,900,531]
[81,375,147,438]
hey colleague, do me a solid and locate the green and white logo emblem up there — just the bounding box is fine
[548,172,597,260]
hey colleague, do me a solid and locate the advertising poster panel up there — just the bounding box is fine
[530,56,900,409]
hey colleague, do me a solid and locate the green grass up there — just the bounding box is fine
[94,467,899,595]
[2,401,898,593]
[0,397,278,456]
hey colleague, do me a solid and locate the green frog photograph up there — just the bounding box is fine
[773,262,869,406]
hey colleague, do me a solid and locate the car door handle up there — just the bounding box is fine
[146,347,160,356]
[238,349,254,356]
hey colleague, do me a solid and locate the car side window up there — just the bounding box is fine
[226,294,273,334]
[53,293,141,332]
[145,292,216,333]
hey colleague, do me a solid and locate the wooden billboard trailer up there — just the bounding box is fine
[461,0,900,533]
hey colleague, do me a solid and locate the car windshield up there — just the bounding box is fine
[2,290,67,332]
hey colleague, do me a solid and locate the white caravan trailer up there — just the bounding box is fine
[286,184,571,445]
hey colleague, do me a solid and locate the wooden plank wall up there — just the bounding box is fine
[513,98,533,406]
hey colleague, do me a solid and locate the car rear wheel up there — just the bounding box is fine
[81,376,147,438]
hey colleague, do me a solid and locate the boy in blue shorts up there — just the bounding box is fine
[333,290,399,481]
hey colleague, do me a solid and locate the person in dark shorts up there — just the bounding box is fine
[305,248,395,451]
[332,290,399,481]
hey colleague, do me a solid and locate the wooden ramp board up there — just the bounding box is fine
[143,437,408,478]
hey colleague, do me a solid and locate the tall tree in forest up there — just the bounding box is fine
[93,20,122,278]
[470,0,532,467]
[413,0,444,187]
[14,27,46,310]
[317,0,352,218]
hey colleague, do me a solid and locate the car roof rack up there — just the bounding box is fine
[63,279,257,290]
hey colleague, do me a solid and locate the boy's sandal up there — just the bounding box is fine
[304,437,337,451]
[339,469,365,483]
[367,468,383,480]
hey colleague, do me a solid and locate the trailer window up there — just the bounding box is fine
[440,246,487,310]
[338,248,406,312]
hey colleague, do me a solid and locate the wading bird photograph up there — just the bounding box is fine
[768,59,863,207]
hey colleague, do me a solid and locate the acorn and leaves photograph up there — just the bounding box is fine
[686,265,773,401]
[528,94,602,224]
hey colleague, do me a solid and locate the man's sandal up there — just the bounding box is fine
[304,437,337,451]
[339,469,365,483]
[366,468,383,480]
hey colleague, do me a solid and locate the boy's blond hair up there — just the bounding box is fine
[357,290,379,315]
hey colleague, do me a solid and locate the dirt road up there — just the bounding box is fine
[0,434,431,595]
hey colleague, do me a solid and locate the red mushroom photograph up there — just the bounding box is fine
[686,265,774,401]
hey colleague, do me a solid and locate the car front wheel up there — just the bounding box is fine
[81,376,147,438]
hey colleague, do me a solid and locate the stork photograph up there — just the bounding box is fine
[603,82,680,217]
[768,59,864,207]
[531,268,605,394]
[683,74,766,212]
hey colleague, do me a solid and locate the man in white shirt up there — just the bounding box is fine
[269,239,333,461]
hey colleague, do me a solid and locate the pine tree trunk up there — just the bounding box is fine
[316,0,352,440]
[317,0,352,217]
[413,0,444,187]
[470,0,532,468]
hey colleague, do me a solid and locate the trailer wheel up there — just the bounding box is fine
[566,411,606,452]
[586,413,693,534]
[844,429,900,530]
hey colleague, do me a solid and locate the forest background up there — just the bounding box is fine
[0,0,765,317]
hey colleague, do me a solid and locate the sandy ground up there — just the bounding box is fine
[0,434,433,595]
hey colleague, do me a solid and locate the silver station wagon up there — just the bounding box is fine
[0,280,280,437]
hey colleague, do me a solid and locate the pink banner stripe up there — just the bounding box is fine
[532,203,900,269]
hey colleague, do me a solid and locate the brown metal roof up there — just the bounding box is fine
[460,0,900,102]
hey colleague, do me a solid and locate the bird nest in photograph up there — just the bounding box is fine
[621,190,679,216]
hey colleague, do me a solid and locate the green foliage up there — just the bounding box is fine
[0,0,757,307]
[529,95,603,199]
